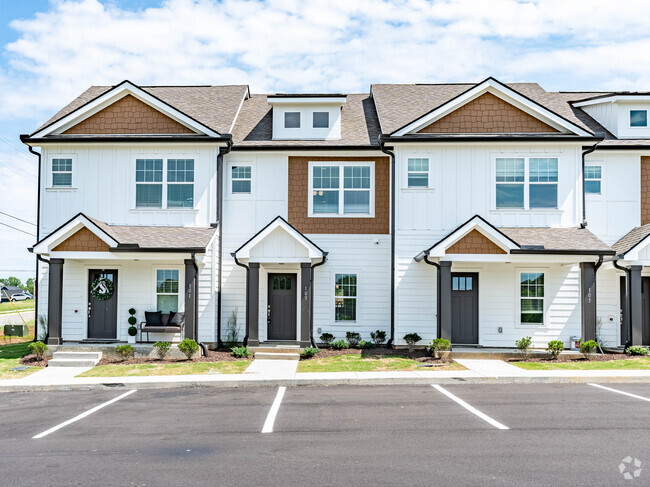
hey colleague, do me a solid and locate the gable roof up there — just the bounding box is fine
[612,224,650,257]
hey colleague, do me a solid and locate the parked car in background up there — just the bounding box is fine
[9,293,30,301]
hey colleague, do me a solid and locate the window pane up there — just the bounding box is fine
[157,295,178,313]
[313,190,339,213]
[52,173,72,187]
[343,191,370,213]
[452,277,458,291]
[284,112,300,128]
[335,274,357,297]
[466,277,472,290]
[167,184,194,208]
[630,110,647,127]
[157,269,179,293]
[408,158,429,172]
[529,184,557,208]
[496,184,524,208]
[136,184,162,208]
[335,298,356,321]
[521,311,543,324]
[313,166,339,189]
[136,159,163,182]
[496,158,524,182]
[232,180,251,194]
[313,112,329,128]
[529,158,558,183]
[584,166,601,179]
[521,273,544,296]
[232,166,251,179]
[167,159,194,182]
[343,166,370,189]
[585,180,601,194]
[408,173,428,187]
[459,277,466,290]
[52,158,72,172]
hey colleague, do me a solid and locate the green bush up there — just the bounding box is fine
[320,332,335,345]
[128,308,136,315]
[28,341,48,360]
[115,344,134,359]
[153,341,171,359]
[178,339,199,359]
[370,330,387,345]
[346,332,361,347]
[515,336,533,360]
[546,340,564,359]
[358,340,374,349]
[128,316,137,326]
[579,340,599,360]
[429,338,450,351]
[330,339,348,350]
[403,333,422,351]
[230,346,250,358]
[300,347,319,359]
[127,326,138,337]
[626,345,649,356]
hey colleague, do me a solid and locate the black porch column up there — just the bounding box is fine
[300,263,312,348]
[629,265,643,346]
[439,261,452,342]
[184,259,197,341]
[580,262,597,342]
[47,258,64,345]
[247,262,260,346]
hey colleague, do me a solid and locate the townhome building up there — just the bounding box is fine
[21,78,650,350]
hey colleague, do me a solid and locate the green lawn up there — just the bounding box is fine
[77,360,250,377]
[513,357,650,370]
[0,300,35,313]
[0,341,43,379]
[297,354,465,373]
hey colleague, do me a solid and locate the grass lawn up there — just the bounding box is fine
[0,341,43,379]
[0,301,35,313]
[297,354,465,373]
[513,357,650,370]
[77,360,250,377]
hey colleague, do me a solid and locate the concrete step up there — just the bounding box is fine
[48,359,99,368]
[49,351,102,367]
[250,347,302,354]
[253,352,300,361]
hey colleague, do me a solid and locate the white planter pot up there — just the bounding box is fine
[127,335,136,344]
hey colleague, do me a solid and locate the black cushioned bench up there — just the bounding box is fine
[139,311,185,343]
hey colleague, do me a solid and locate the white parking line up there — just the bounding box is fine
[588,383,650,402]
[33,389,137,439]
[432,385,509,430]
[262,386,286,433]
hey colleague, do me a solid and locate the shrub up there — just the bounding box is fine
[579,340,599,360]
[358,340,374,349]
[115,344,134,359]
[330,339,348,350]
[370,330,387,345]
[320,332,335,345]
[224,308,239,348]
[300,347,319,359]
[546,340,564,359]
[128,308,136,315]
[153,341,171,359]
[515,336,533,360]
[128,316,137,326]
[626,345,649,356]
[28,341,48,360]
[346,332,361,347]
[127,326,138,337]
[230,346,250,358]
[430,338,450,351]
[178,339,199,359]
[403,333,422,351]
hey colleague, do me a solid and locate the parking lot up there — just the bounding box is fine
[0,383,648,486]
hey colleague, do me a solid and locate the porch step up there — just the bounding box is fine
[250,347,301,354]
[253,352,300,361]
[48,351,102,368]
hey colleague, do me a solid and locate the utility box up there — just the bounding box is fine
[569,336,580,351]
[4,324,29,337]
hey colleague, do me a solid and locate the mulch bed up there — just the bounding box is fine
[19,355,48,367]
[306,347,451,363]
[94,349,250,366]
[508,353,633,364]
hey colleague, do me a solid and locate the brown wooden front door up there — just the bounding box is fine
[88,269,118,339]
[267,274,297,341]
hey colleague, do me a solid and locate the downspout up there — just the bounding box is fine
[215,140,233,347]
[580,136,603,228]
[613,259,632,349]
[309,254,328,347]
[28,145,41,342]
[379,142,396,348]
[423,252,442,340]
[232,253,250,346]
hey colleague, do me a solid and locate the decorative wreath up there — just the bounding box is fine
[90,277,114,301]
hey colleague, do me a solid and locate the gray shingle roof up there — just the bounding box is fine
[499,226,612,253]
[611,224,650,256]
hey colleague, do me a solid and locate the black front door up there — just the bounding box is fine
[451,273,479,344]
[643,277,650,346]
[88,269,118,339]
[267,273,297,341]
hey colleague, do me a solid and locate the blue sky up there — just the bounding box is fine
[1,0,650,284]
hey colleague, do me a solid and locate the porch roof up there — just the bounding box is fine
[611,224,650,258]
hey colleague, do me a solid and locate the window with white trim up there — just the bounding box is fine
[584,165,602,195]
[52,158,73,187]
[167,159,194,208]
[407,158,429,188]
[284,112,301,128]
[135,158,194,209]
[495,157,558,209]
[231,165,252,194]
[630,110,648,127]
[335,273,357,321]
[156,269,179,313]
[310,162,374,216]
[313,112,329,128]
[520,272,544,326]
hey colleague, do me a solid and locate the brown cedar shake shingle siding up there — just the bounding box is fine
[418,93,558,134]
[53,227,109,252]
[288,156,389,234]
[642,157,650,225]
[446,229,506,254]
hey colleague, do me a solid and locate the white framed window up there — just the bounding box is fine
[135,158,194,209]
[495,157,558,209]
[584,165,602,195]
[51,157,73,187]
[284,112,301,128]
[630,110,648,128]
[231,165,252,194]
[335,273,357,322]
[407,157,429,188]
[308,161,375,217]
[156,269,179,313]
[519,271,544,326]
[313,112,329,128]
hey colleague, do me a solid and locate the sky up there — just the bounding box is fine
[1,0,650,284]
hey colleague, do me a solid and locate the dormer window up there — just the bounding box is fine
[630,110,648,127]
[313,112,329,128]
[268,95,345,140]
[284,112,301,128]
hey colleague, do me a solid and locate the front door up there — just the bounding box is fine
[643,277,650,346]
[88,269,118,339]
[267,273,297,341]
[451,273,479,344]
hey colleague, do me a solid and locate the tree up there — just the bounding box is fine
[0,277,23,288]
[25,278,35,295]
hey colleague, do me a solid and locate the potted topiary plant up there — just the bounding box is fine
[127,308,138,344]
[429,338,451,359]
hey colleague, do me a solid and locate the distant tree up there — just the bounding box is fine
[0,277,23,288]
[25,278,35,294]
